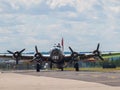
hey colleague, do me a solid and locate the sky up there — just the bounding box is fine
[0,0,120,53]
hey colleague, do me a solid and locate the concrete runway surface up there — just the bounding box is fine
[0,70,120,90]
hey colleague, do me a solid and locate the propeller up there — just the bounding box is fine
[33,46,42,61]
[69,46,79,60]
[35,46,39,53]
[7,48,25,64]
[93,43,104,60]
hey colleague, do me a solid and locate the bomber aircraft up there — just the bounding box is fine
[0,39,104,71]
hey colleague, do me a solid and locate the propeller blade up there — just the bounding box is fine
[7,50,14,54]
[33,57,36,60]
[35,45,39,53]
[98,55,104,61]
[20,48,25,53]
[97,43,100,51]
[69,46,74,53]
[29,59,35,63]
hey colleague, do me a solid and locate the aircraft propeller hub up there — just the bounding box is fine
[34,53,42,59]
[13,52,21,58]
[73,53,77,57]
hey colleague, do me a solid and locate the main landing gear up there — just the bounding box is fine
[36,63,41,72]
[74,62,79,71]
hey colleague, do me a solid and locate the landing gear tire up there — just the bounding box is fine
[50,62,53,69]
[61,67,64,71]
[74,63,79,71]
[36,63,41,72]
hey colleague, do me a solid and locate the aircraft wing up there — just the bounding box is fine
[0,54,33,60]
[0,54,50,63]
[0,54,12,59]
[102,52,120,59]
[64,54,102,62]
[64,45,104,63]
[78,52,120,61]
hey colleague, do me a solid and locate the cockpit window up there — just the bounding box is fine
[53,43,61,50]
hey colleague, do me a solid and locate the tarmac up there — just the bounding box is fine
[0,71,120,90]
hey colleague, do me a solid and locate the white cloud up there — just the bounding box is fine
[74,0,98,13]
[7,0,42,9]
[46,0,74,9]
[0,28,12,34]
[109,6,120,13]
[0,8,3,12]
